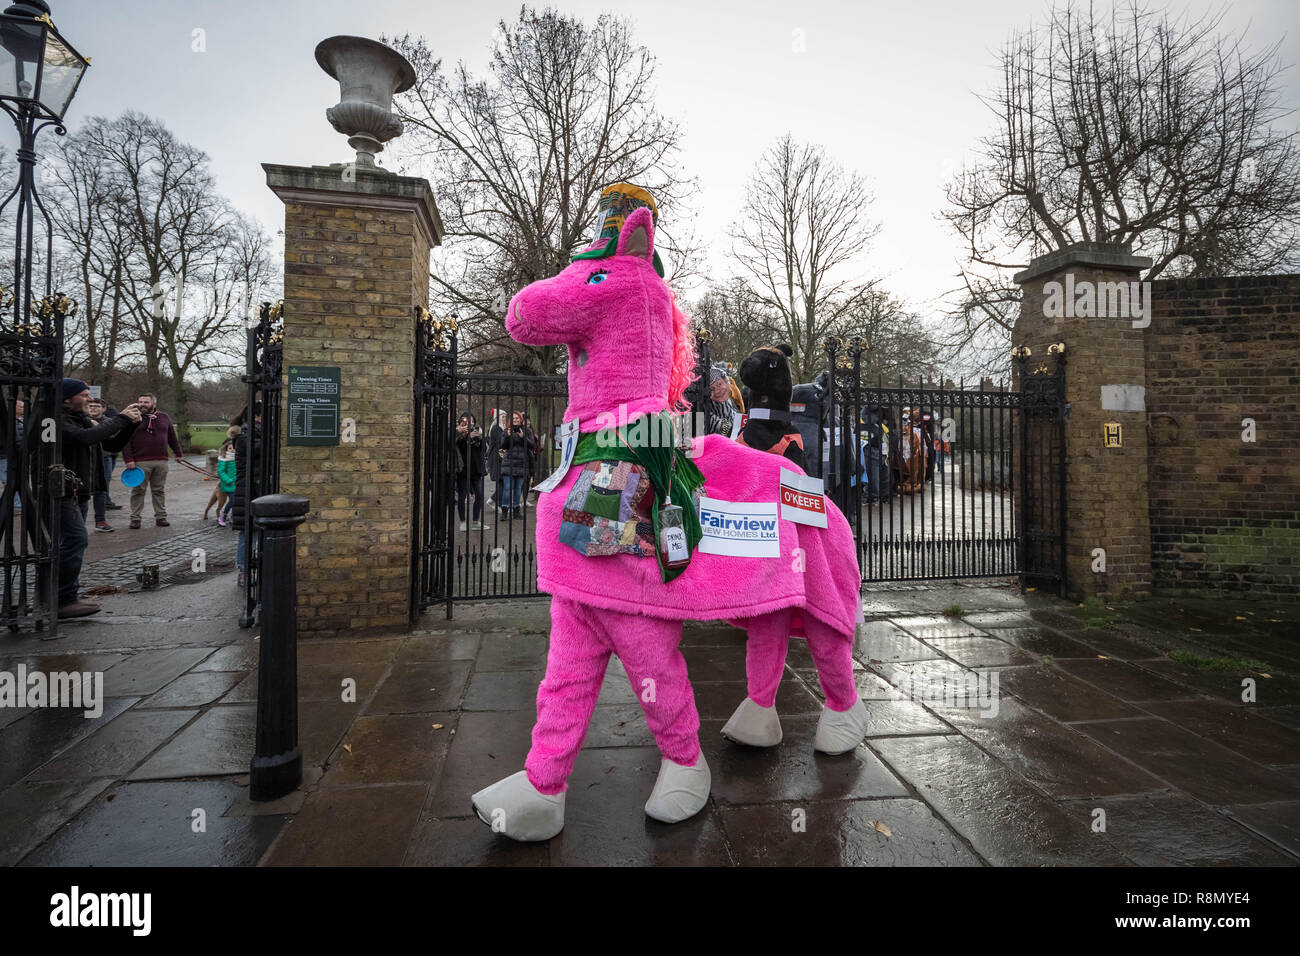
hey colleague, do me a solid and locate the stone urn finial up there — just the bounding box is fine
[315,35,416,170]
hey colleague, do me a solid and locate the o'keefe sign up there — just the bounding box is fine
[779,468,827,528]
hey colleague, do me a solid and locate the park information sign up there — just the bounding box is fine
[287,366,341,446]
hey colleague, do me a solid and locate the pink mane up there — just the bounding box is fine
[667,291,697,412]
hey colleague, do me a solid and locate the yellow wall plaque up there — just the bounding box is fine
[1103,423,1123,447]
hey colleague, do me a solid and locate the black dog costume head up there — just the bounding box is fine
[738,343,794,412]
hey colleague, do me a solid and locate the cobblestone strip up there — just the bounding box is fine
[80,523,238,591]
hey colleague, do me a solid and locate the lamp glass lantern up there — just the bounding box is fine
[0,2,88,121]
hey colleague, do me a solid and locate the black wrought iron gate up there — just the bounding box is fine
[821,338,1067,594]
[239,300,283,628]
[1,291,68,632]
[412,308,569,621]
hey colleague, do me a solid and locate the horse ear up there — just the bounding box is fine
[776,343,793,357]
[615,206,655,264]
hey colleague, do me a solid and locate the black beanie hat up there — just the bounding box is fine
[61,378,89,402]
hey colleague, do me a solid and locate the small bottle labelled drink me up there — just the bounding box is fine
[658,500,690,570]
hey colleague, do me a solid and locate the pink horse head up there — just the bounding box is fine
[506,207,696,425]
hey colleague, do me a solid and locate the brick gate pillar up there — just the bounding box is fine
[1013,242,1154,599]
[264,163,443,634]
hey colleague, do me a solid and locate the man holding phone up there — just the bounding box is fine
[49,380,141,617]
[121,392,185,529]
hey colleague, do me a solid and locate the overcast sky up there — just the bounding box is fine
[23,0,1300,316]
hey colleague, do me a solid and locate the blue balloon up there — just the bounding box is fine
[121,467,145,488]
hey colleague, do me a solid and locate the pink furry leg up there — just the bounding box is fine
[525,596,612,795]
[612,615,701,767]
[741,608,794,708]
[804,615,859,711]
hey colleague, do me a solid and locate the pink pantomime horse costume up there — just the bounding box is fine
[471,206,868,841]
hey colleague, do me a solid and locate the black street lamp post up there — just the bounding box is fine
[0,0,88,630]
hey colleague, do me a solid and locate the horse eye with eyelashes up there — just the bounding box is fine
[587,269,609,284]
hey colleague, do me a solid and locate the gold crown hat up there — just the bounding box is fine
[572,182,666,277]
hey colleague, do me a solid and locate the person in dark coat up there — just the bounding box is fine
[43,379,140,617]
[230,405,261,586]
[455,411,490,530]
[497,409,534,519]
[736,344,806,470]
[485,408,507,509]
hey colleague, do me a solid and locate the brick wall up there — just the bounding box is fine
[1015,250,1154,598]
[1145,275,1300,596]
[268,165,437,634]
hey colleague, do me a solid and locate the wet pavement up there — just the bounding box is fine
[1,573,1297,866]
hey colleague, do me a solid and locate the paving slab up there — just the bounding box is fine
[474,633,550,671]
[1057,658,1209,703]
[1223,801,1300,858]
[933,697,1165,799]
[719,798,984,867]
[28,708,196,781]
[995,665,1143,722]
[297,661,389,703]
[404,812,550,867]
[428,709,535,818]
[366,660,472,714]
[924,635,1036,668]
[395,632,482,663]
[101,646,217,697]
[982,627,1100,659]
[319,712,457,787]
[463,669,543,711]
[1060,792,1297,866]
[22,779,283,867]
[191,643,259,672]
[261,784,426,866]
[1073,719,1299,805]
[702,716,909,805]
[543,747,733,866]
[0,696,136,789]
[0,777,113,866]
[870,734,1132,866]
[129,703,255,779]
[138,671,243,708]
[1139,700,1300,766]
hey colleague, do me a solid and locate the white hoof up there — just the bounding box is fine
[721,697,783,747]
[471,770,565,841]
[644,753,711,823]
[814,698,870,755]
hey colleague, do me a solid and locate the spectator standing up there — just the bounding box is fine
[85,397,116,532]
[498,409,534,519]
[454,412,490,531]
[522,411,542,505]
[121,392,184,529]
[98,397,123,511]
[207,425,239,525]
[486,408,507,510]
[702,362,742,437]
[46,379,140,617]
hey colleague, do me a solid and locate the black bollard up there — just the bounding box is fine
[249,493,309,801]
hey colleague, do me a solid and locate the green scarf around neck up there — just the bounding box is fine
[572,411,705,582]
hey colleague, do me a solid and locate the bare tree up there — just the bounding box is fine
[387,7,698,374]
[843,289,943,384]
[689,278,782,369]
[728,135,882,379]
[942,0,1300,373]
[50,113,277,440]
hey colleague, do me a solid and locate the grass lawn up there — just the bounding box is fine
[187,423,230,453]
